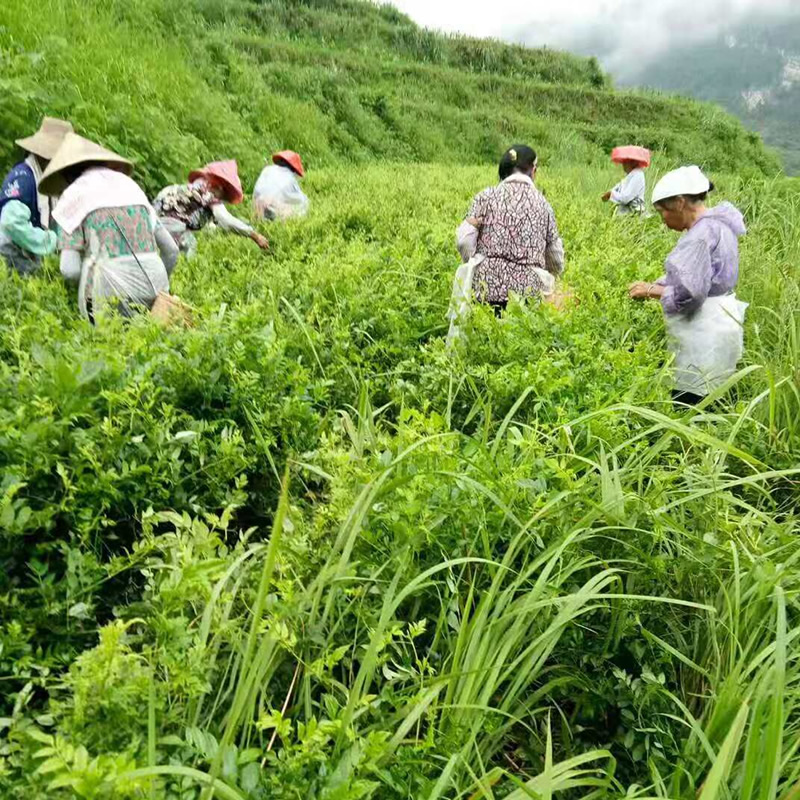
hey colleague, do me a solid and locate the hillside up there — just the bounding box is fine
[625,14,800,174]
[0,0,781,191]
[2,1,800,799]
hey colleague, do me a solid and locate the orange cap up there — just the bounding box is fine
[272,150,305,177]
[611,146,651,168]
[188,160,244,204]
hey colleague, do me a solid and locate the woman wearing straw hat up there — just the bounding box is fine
[629,166,748,406]
[39,132,179,323]
[253,150,309,221]
[154,161,269,258]
[0,117,73,275]
[602,146,651,216]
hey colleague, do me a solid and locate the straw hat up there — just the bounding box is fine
[38,133,132,195]
[272,150,305,178]
[15,117,75,161]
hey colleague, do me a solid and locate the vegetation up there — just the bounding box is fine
[0,0,780,194]
[1,1,799,798]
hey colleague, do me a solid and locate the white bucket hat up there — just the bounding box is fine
[652,165,711,205]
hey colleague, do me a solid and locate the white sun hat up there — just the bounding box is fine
[652,165,711,205]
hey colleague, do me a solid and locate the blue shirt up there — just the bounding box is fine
[0,162,41,229]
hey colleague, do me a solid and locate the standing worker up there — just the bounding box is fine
[628,166,748,405]
[456,144,564,314]
[253,150,309,221]
[0,117,74,274]
[602,145,650,216]
[154,160,269,257]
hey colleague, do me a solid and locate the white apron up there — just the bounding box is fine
[446,255,554,346]
[665,294,748,395]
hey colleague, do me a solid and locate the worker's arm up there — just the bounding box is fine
[610,171,645,207]
[543,204,565,276]
[211,203,269,250]
[155,223,179,275]
[456,220,479,262]
[0,201,57,256]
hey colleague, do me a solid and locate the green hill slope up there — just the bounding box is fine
[0,0,780,191]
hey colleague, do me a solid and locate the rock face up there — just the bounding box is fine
[623,15,800,175]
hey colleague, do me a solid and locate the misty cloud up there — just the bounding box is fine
[389,0,800,80]
[504,0,799,79]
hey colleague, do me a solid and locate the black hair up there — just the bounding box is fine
[498,144,537,181]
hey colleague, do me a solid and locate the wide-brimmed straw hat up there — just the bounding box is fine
[188,160,244,205]
[15,117,75,161]
[38,133,133,196]
[272,150,305,177]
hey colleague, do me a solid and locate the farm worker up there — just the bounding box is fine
[456,144,564,314]
[154,160,269,257]
[253,150,309,221]
[39,133,179,323]
[629,166,747,406]
[0,117,74,275]
[602,145,650,215]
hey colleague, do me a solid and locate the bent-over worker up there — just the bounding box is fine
[0,117,74,275]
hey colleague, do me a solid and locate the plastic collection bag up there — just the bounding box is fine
[252,165,309,221]
[665,293,748,395]
[446,254,484,346]
[80,231,169,322]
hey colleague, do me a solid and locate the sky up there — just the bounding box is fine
[388,0,799,79]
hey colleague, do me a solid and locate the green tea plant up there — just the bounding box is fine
[1,159,798,798]
[1,0,799,797]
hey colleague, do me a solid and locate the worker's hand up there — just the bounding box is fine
[601,191,612,202]
[252,232,270,251]
[628,281,657,300]
[465,216,482,228]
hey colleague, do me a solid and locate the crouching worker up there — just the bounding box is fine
[0,117,74,275]
[154,160,268,257]
[39,133,179,323]
[629,166,748,406]
[456,144,564,315]
[602,146,650,216]
[253,150,308,221]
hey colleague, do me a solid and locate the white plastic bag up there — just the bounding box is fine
[80,231,169,322]
[665,293,748,395]
[446,254,484,346]
[252,165,309,221]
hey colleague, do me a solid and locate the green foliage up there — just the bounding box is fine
[1,160,799,797]
[0,1,798,797]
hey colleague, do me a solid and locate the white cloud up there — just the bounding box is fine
[387,0,799,78]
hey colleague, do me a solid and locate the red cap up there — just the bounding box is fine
[611,146,651,168]
[188,159,244,204]
[272,150,305,177]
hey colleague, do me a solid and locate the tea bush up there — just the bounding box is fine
[1,160,799,798]
[1,0,799,796]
